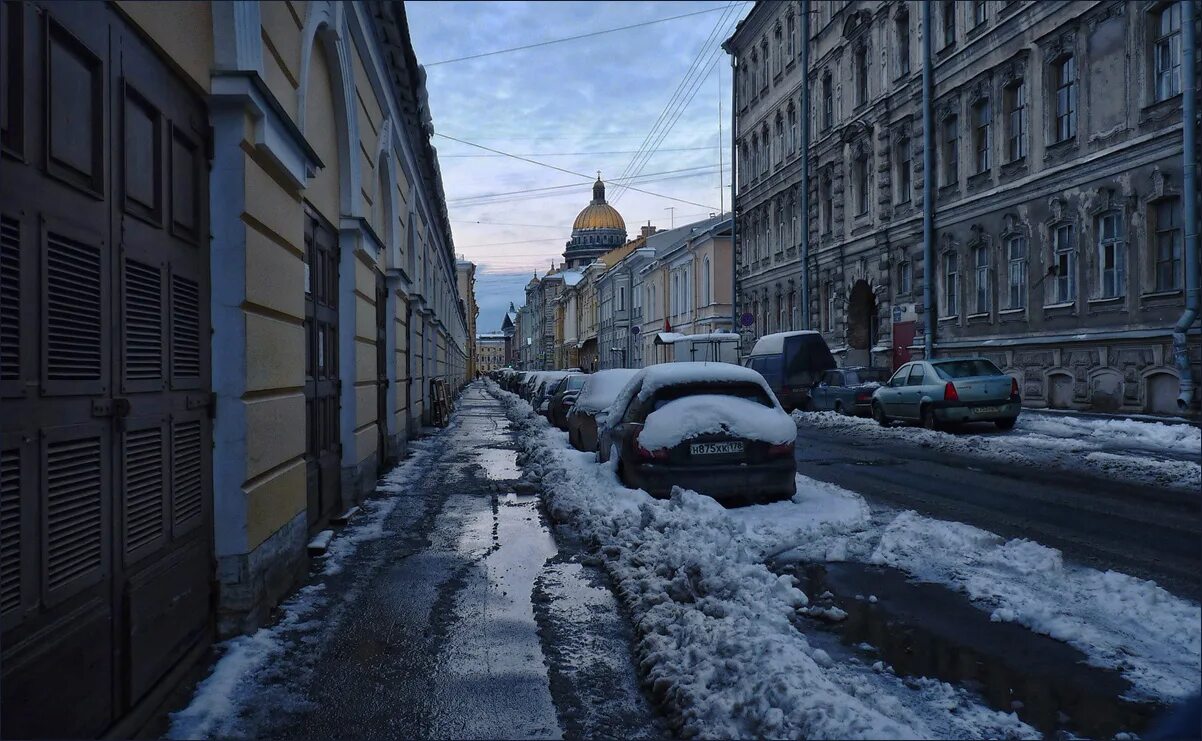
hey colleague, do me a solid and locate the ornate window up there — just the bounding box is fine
[854,150,870,215]
[943,251,959,317]
[1052,223,1076,303]
[897,258,913,295]
[895,8,911,76]
[941,1,956,48]
[895,135,912,203]
[821,168,834,234]
[942,114,959,185]
[750,51,759,94]
[1006,233,1028,309]
[1053,54,1076,143]
[788,105,797,155]
[973,98,991,173]
[822,72,833,130]
[791,193,799,247]
[787,13,795,59]
[1154,198,1183,290]
[1004,79,1027,161]
[775,116,785,165]
[973,243,990,314]
[761,40,769,89]
[973,0,987,27]
[1096,210,1125,299]
[777,201,786,253]
[1152,2,1183,102]
[774,26,783,75]
[854,43,869,106]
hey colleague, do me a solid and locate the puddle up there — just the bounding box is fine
[779,561,1163,739]
[474,448,521,480]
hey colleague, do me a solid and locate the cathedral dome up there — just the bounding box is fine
[571,177,626,232]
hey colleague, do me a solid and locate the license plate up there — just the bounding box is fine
[971,406,1000,414]
[690,441,744,456]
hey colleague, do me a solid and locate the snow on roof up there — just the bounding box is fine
[562,270,584,287]
[574,369,641,414]
[640,394,795,450]
[653,332,687,345]
[749,330,822,355]
[606,362,776,426]
[674,332,740,343]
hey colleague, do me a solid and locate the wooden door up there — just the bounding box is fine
[303,211,340,531]
[0,2,213,736]
[892,320,915,371]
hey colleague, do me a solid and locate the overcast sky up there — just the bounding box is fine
[405,0,744,332]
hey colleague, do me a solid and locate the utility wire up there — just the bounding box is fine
[434,133,720,210]
[449,168,722,208]
[441,146,719,158]
[448,164,720,204]
[424,5,731,66]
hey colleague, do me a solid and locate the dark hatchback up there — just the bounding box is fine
[808,367,891,416]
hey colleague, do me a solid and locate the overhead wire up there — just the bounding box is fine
[440,146,719,158]
[424,5,731,66]
[448,164,721,205]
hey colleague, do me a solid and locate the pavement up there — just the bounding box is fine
[793,420,1202,600]
[166,385,665,739]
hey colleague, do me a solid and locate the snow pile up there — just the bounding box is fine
[868,512,1202,702]
[639,394,796,449]
[574,368,641,414]
[1016,414,1202,457]
[489,381,1034,739]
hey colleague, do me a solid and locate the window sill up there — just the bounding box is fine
[966,312,990,320]
[1043,301,1075,310]
[1087,296,1124,306]
[1141,289,1183,300]
[998,307,1025,315]
[938,315,959,323]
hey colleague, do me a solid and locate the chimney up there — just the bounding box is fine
[640,224,657,238]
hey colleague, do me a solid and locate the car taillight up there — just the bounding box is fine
[767,441,795,458]
[855,391,871,402]
[1010,377,1020,401]
[944,382,959,402]
[632,430,668,461]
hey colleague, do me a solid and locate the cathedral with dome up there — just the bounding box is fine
[563,175,626,268]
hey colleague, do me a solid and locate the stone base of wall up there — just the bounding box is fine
[341,452,379,513]
[215,511,308,638]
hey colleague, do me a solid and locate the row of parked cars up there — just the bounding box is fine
[495,363,799,504]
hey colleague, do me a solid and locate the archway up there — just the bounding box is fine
[846,279,877,367]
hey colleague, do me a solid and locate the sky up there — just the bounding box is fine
[405,0,745,332]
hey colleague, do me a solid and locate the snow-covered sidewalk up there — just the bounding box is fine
[794,408,1202,492]
[490,381,1201,739]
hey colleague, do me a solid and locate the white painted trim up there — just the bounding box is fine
[210,73,318,189]
[211,0,263,74]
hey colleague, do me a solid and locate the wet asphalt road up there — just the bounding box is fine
[213,386,665,739]
[793,419,1202,600]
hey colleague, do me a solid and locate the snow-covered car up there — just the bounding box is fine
[871,357,1021,430]
[807,366,890,416]
[598,363,798,503]
[548,373,587,430]
[566,368,641,452]
[531,372,569,413]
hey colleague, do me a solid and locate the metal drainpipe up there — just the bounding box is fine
[730,54,740,337]
[922,0,935,359]
[1174,0,1199,410]
[800,0,811,329]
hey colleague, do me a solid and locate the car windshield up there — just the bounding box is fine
[649,382,774,411]
[566,376,586,390]
[933,359,1003,379]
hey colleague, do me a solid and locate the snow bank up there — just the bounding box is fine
[1017,413,1202,457]
[489,380,1035,740]
[574,368,641,414]
[869,512,1202,702]
[640,394,796,449]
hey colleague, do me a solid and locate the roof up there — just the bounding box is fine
[644,214,731,257]
[674,332,740,343]
[562,270,584,287]
[653,332,686,345]
[749,330,823,355]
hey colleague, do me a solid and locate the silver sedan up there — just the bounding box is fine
[871,357,1021,430]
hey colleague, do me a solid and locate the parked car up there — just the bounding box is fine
[531,372,568,413]
[567,369,641,452]
[808,366,891,416]
[871,357,1021,430]
[743,331,837,412]
[548,373,587,430]
[598,363,798,503]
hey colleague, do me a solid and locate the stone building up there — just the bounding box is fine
[476,333,507,373]
[725,0,1199,414]
[456,259,478,382]
[0,1,468,734]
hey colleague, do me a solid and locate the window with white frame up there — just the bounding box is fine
[1053,223,1076,303]
[824,282,835,332]
[855,152,870,215]
[1004,79,1027,161]
[973,98,991,173]
[1053,55,1076,143]
[774,27,783,75]
[787,14,795,59]
[1155,198,1183,291]
[1006,235,1028,309]
[1096,211,1125,298]
[942,1,956,47]
[895,136,911,203]
[897,258,913,295]
[896,9,911,76]
[822,73,833,129]
[944,252,959,316]
[775,118,784,164]
[973,244,990,314]
[788,106,797,154]
[942,115,959,185]
[821,170,833,233]
[973,0,987,27]
[777,203,786,252]
[791,208,799,248]
[1153,2,1182,102]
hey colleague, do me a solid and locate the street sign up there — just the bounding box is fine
[740,312,754,327]
[631,325,641,335]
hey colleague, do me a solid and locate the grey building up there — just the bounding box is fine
[726,0,1199,415]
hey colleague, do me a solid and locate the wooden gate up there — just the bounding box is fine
[375,274,388,472]
[303,211,340,531]
[0,2,212,736]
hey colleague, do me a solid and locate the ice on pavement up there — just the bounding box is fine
[639,394,796,450]
[795,409,1201,491]
[491,379,1200,738]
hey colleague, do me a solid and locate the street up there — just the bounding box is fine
[164,382,1201,740]
[794,414,1202,599]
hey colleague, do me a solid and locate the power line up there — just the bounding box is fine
[448,164,720,205]
[449,168,722,209]
[424,5,731,66]
[441,146,719,159]
[434,133,720,210]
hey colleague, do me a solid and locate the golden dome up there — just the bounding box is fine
[572,176,626,232]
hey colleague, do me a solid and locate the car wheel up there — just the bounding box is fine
[617,457,634,489]
[872,402,890,427]
[834,401,847,416]
[995,417,1017,431]
[920,405,938,430]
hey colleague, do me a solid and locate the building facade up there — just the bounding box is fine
[476,333,507,373]
[564,176,628,268]
[457,259,478,381]
[726,0,1199,414]
[0,2,468,735]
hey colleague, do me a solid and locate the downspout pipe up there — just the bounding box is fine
[921,0,935,359]
[730,53,740,337]
[799,0,811,329]
[1175,0,1198,411]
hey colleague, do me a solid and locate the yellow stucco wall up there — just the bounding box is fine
[261,1,303,123]
[304,40,342,224]
[245,459,307,549]
[114,1,213,93]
